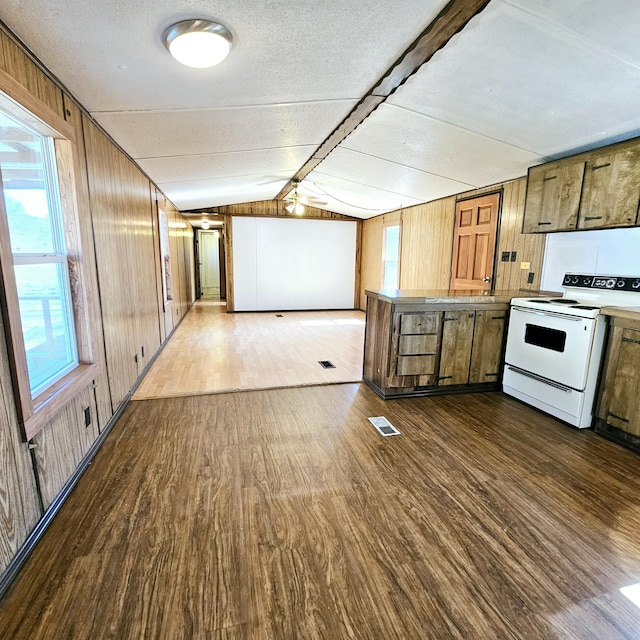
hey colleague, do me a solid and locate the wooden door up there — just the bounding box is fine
[578,148,640,229]
[522,160,585,233]
[437,310,475,386]
[450,193,500,290]
[600,326,640,435]
[468,309,506,384]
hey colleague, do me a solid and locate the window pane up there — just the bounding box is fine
[0,111,55,253]
[14,262,78,397]
[382,225,400,289]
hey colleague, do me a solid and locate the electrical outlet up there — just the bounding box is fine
[521,261,530,270]
[527,272,535,284]
[84,406,91,427]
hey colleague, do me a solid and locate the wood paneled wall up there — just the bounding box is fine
[399,197,457,291]
[360,179,545,309]
[0,22,194,578]
[189,199,358,221]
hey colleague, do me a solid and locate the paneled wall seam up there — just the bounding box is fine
[80,113,115,418]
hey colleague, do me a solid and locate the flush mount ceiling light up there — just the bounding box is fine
[201,220,210,229]
[163,19,233,68]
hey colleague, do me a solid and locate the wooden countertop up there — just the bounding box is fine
[600,306,640,321]
[365,289,545,305]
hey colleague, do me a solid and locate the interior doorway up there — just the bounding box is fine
[197,229,225,299]
[450,192,500,291]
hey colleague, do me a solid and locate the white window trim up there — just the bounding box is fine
[0,67,97,440]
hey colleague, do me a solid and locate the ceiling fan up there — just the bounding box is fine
[284,180,327,215]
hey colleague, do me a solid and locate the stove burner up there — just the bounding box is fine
[550,298,579,304]
[572,305,599,310]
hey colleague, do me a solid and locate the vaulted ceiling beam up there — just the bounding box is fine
[275,0,492,201]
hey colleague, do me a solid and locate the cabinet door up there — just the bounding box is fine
[389,312,442,386]
[469,310,506,384]
[438,311,475,386]
[601,328,640,435]
[578,148,640,229]
[522,160,585,233]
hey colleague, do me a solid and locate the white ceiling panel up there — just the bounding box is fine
[2,0,640,218]
[297,172,423,219]
[0,0,447,111]
[387,0,640,158]
[158,176,287,211]
[341,104,542,188]
[312,147,475,205]
[138,146,316,184]
[94,101,357,160]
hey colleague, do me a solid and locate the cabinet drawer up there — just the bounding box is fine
[397,355,437,376]
[400,313,440,335]
[399,334,439,355]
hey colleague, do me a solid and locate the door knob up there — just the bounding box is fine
[483,277,491,283]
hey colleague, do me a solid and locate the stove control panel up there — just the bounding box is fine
[563,273,640,291]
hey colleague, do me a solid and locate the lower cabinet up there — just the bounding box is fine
[363,297,508,399]
[596,316,640,450]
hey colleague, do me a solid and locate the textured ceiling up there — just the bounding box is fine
[1,0,640,220]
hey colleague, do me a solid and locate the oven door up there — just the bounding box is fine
[504,306,597,390]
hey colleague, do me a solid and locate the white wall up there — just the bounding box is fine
[541,227,640,291]
[232,217,357,311]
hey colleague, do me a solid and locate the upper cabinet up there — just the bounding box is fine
[522,138,640,233]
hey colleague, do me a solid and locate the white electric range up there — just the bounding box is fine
[503,273,640,428]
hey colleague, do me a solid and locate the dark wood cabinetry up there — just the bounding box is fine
[363,292,508,399]
[596,315,640,450]
[523,137,640,234]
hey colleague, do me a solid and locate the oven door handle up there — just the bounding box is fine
[505,365,574,392]
[511,306,585,322]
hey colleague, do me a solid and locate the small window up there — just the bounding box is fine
[1,111,79,397]
[382,224,400,289]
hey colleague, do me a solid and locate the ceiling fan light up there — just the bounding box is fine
[293,202,305,215]
[163,20,233,68]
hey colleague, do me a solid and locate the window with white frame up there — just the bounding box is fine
[0,80,96,440]
[382,224,400,290]
[0,110,79,397]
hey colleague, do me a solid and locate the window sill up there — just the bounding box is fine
[22,362,99,441]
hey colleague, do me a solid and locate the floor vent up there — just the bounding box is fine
[319,360,336,369]
[368,416,401,437]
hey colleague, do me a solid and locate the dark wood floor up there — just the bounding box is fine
[2,384,640,639]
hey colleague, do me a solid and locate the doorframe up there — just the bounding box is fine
[449,188,503,290]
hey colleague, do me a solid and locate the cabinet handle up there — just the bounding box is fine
[608,412,629,423]
[437,375,453,381]
[583,216,602,221]
[592,163,611,171]
[537,221,552,226]
[543,176,557,182]
[484,372,499,377]
[622,337,640,345]
[443,317,458,322]
[491,315,505,320]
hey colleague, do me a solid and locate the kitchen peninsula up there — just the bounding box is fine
[363,289,522,399]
